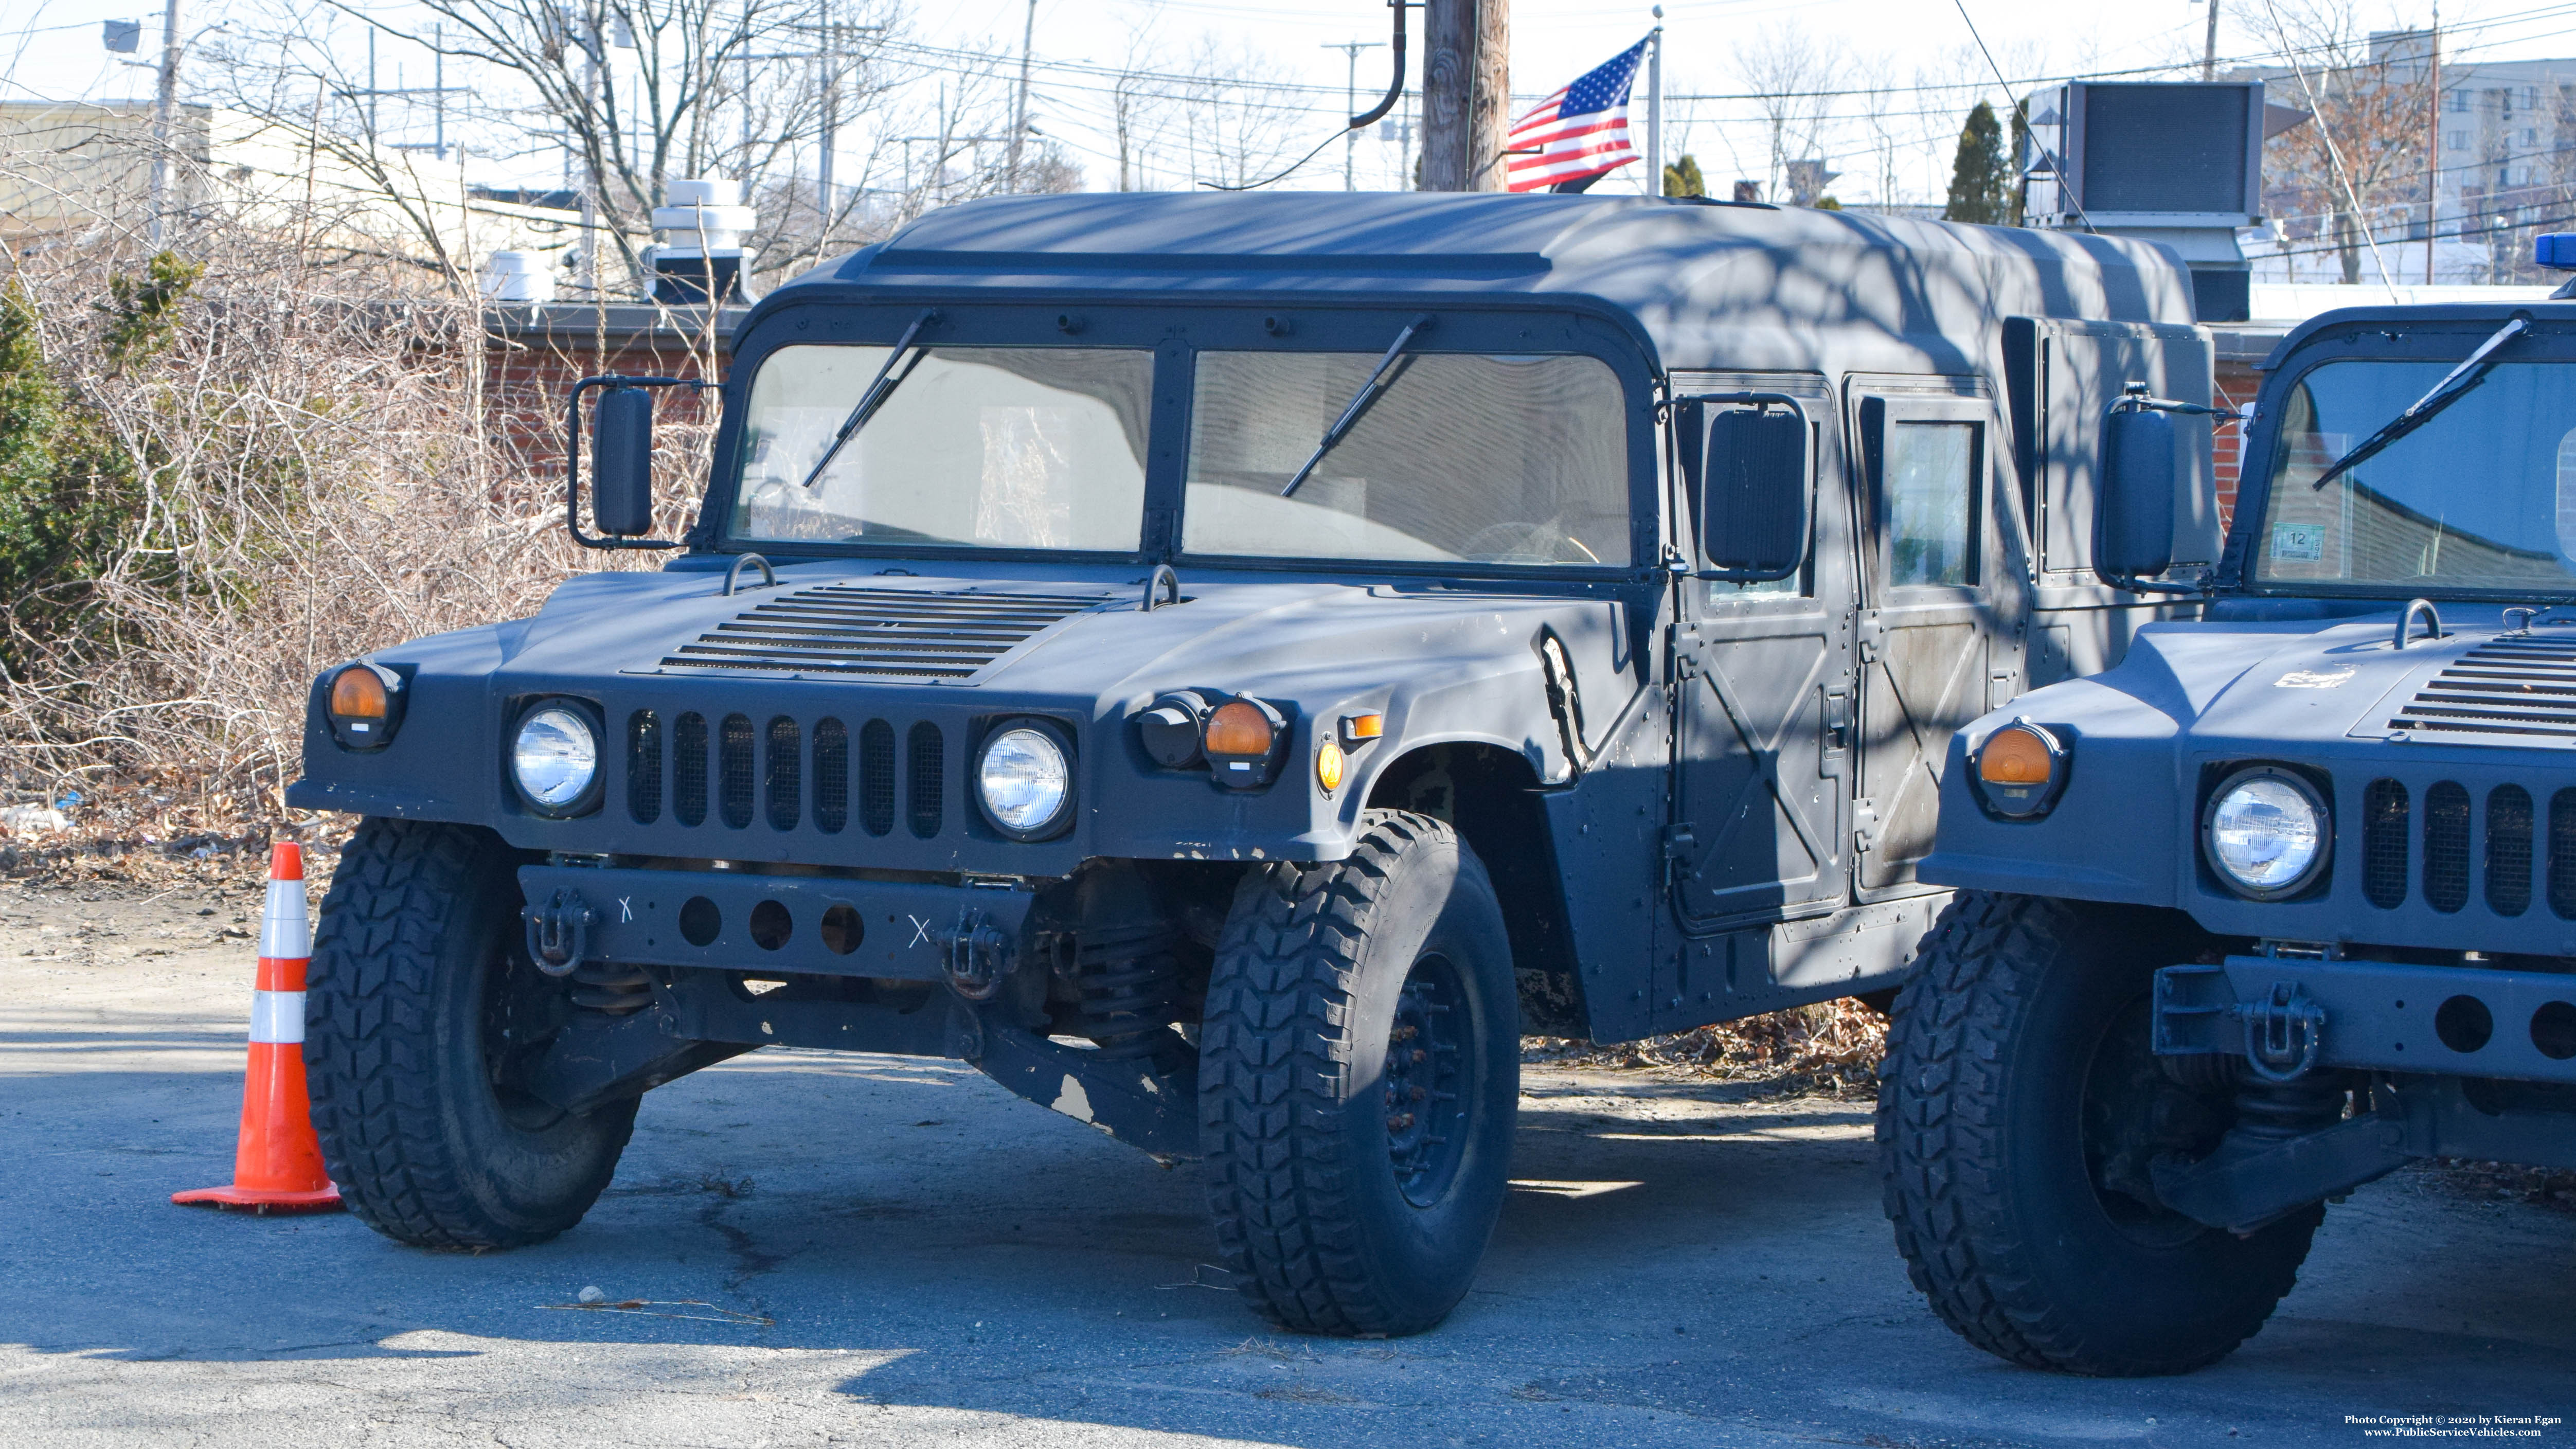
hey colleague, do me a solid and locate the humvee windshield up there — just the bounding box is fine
[728,343,1629,566]
[2255,358,2576,596]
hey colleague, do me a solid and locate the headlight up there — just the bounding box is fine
[511,703,600,816]
[1971,720,2067,819]
[324,661,405,752]
[976,722,1073,839]
[2204,767,2329,898]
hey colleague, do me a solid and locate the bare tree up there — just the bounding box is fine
[1734,26,1840,206]
[205,0,914,295]
[2257,3,2431,285]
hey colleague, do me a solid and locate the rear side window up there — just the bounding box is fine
[1884,420,1978,587]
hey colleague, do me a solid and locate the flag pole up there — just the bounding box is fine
[1647,8,1664,195]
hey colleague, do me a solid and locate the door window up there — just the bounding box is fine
[1884,420,1979,587]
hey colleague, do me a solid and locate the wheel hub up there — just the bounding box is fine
[1383,954,1470,1207]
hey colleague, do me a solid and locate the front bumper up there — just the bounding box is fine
[2155,954,2576,1085]
[516,864,1034,983]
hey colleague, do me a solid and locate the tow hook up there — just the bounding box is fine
[935,908,1015,1001]
[525,887,597,977]
[2241,982,2325,1082]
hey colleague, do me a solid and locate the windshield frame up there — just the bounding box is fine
[2225,314,2576,605]
[702,300,1660,579]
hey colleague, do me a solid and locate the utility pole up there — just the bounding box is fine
[1423,0,1508,191]
[2425,4,2441,285]
[1007,0,1036,192]
[146,0,183,245]
[2201,0,2220,81]
[1324,39,1387,190]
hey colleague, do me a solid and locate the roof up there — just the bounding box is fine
[754,191,2196,377]
[2258,299,2576,371]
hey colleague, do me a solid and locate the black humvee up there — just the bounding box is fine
[290,191,2206,1335]
[1881,259,2576,1375]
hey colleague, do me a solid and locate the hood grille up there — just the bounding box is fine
[2388,637,2576,741]
[660,583,1112,683]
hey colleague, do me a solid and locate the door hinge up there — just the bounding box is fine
[1856,614,1885,664]
[1853,798,1881,853]
[1661,822,1697,858]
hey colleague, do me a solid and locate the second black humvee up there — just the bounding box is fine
[289,191,2207,1335]
[1881,254,2576,1376]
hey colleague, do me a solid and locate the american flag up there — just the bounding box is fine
[1505,38,1649,193]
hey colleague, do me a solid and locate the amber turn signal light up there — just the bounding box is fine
[1977,725,2053,785]
[1340,712,1384,746]
[1202,695,1288,789]
[1971,721,2066,819]
[1204,701,1276,757]
[1316,737,1346,794]
[332,667,387,720]
[324,662,405,752]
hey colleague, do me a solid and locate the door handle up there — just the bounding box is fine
[1822,688,1852,751]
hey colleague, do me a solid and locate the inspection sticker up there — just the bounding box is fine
[2271,522,2327,562]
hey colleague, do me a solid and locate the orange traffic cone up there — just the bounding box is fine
[173,841,344,1214]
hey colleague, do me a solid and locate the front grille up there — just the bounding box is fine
[627,710,663,824]
[765,716,801,831]
[2424,781,2471,913]
[2362,778,2410,908]
[813,718,849,834]
[673,712,710,826]
[2553,790,2576,920]
[658,584,1112,683]
[908,723,945,837]
[2489,784,2534,917]
[2348,776,2576,922]
[861,719,897,835]
[720,713,756,829]
[2389,636,2576,739]
[623,706,948,844]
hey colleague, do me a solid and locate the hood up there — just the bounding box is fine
[492,559,1641,719]
[2085,613,2576,753]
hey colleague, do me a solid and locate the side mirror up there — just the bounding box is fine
[2098,405,2177,579]
[590,386,655,537]
[1694,403,1810,581]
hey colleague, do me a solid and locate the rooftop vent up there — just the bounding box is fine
[658,583,1112,683]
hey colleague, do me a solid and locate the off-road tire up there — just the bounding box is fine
[305,817,636,1249]
[1877,890,2320,1376]
[1200,811,1519,1336]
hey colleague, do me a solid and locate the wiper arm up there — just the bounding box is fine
[1280,313,1433,499]
[2311,313,2529,491]
[800,308,940,491]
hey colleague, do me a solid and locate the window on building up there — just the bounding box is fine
[2446,90,2469,113]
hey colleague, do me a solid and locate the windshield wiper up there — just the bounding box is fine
[2310,313,2529,491]
[799,308,940,491]
[1280,313,1434,498]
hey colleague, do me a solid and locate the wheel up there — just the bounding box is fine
[1876,890,2320,1376]
[1199,811,1520,1336]
[305,818,636,1248]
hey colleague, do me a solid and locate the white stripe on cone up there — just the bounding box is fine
[249,990,307,1045]
[260,878,311,960]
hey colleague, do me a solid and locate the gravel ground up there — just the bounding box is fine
[3,875,2572,1448]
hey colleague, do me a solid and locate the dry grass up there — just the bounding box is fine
[1527,996,1890,1099]
[0,186,711,868]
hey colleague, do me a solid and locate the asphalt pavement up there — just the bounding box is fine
[4,880,2573,1448]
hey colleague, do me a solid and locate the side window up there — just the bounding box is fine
[1885,421,1979,586]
